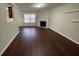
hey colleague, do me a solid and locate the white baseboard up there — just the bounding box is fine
[49,27,79,45]
[0,31,19,56]
[19,25,36,26]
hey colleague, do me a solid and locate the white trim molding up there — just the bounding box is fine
[49,27,79,45]
[0,31,19,56]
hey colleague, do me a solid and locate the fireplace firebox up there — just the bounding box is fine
[40,21,46,27]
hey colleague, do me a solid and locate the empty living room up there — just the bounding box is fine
[0,3,79,56]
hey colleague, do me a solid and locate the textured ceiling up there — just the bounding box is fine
[16,3,65,12]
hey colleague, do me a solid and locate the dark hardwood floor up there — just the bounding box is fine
[2,27,79,56]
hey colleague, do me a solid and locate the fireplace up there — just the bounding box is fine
[39,18,48,28]
[40,21,46,27]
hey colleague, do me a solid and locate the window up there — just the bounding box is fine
[6,3,14,23]
[8,7,13,18]
[24,14,36,23]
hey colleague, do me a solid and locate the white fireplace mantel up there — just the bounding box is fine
[39,18,48,28]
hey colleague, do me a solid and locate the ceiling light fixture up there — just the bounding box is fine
[33,3,46,8]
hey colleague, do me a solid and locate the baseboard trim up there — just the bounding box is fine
[49,27,79,45]
[19,25,36,27]
[0,31,19,56]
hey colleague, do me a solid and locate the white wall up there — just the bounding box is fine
[49,3,79,44]
[0,3,20,55]
[36,9,51,27]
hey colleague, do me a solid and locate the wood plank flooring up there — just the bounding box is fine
[2,27,79,56]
